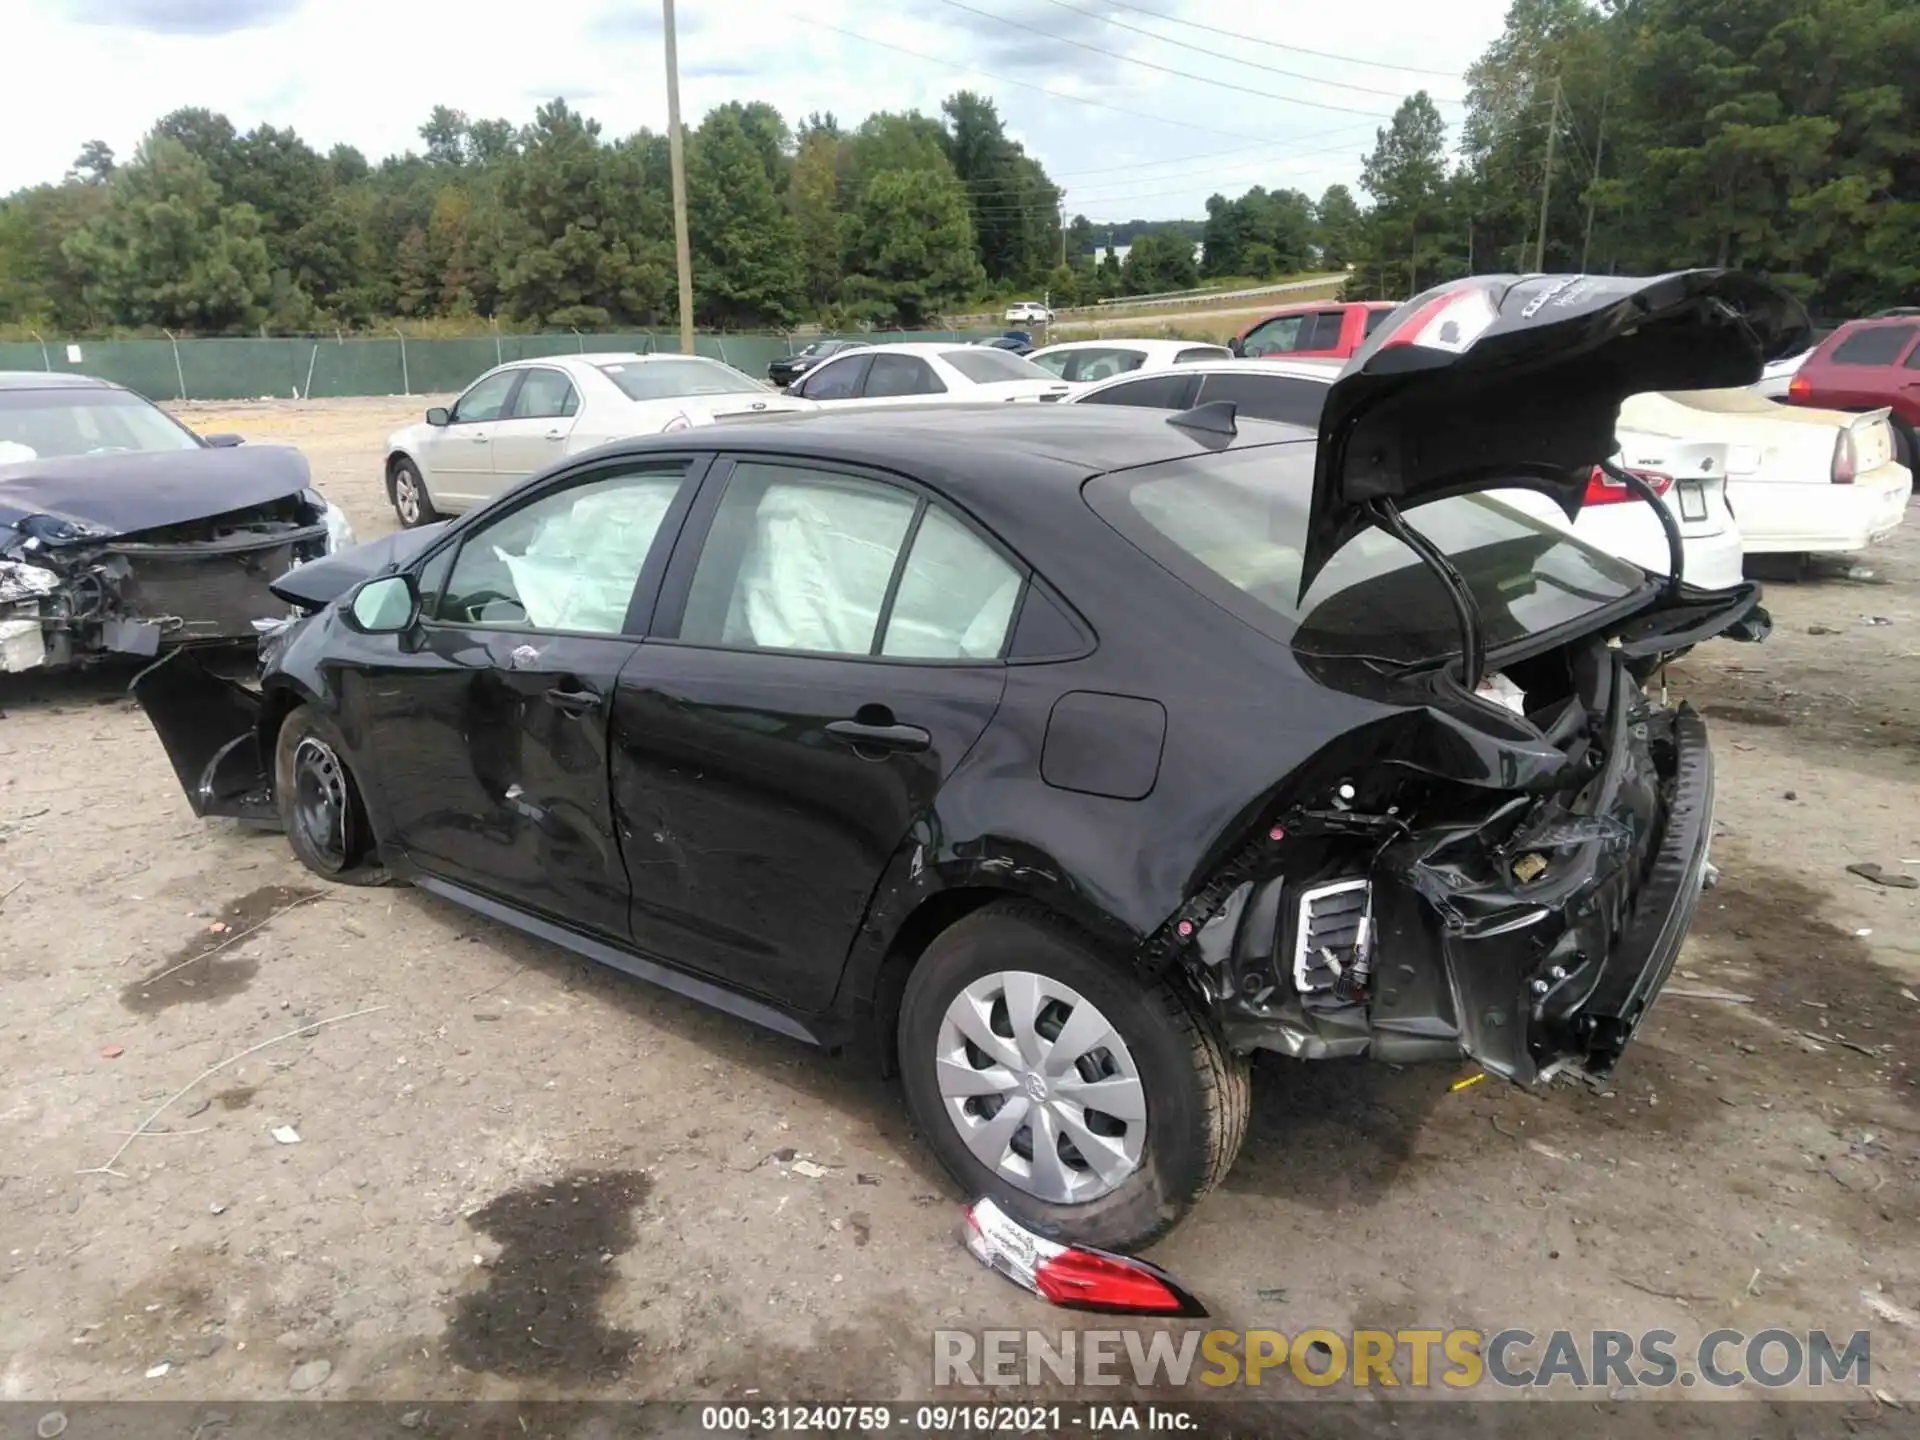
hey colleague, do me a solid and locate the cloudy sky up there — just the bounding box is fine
[2,0,1512,219]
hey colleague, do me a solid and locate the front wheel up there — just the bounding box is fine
[389,457,440,529]
[898,902,1249,1251]
[274,704,392,886]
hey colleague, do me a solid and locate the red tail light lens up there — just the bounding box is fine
[1832,430,1857,484]
[1788,371,1811,400]
[1034,1249,1191,1314]
[1585,465,1674,506]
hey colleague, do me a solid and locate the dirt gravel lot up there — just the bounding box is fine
[1,395,1917,1412]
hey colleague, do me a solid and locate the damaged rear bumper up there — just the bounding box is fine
[130,647,277,823]
[1204,701,1714,1086]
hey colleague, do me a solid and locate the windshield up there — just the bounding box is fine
[596,358,767,401]
[941,348,1055,385]
[1086,444,1646,665]
[0,388,200,460]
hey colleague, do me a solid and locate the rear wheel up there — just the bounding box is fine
[898,902,1248,1251]
[1892,419,1916,472]
[274,705,391,886]
[389,457,439,529]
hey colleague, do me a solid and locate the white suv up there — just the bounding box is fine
[1004,301,1054,325]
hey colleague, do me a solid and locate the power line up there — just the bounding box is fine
[782,11,1282,142]
[967,135,1386,215]
[962,132,1376,202]
[1083,0,1467,79]
[1032,0,1462,103]
[928,0,1395,119]
[950,123,1377,195]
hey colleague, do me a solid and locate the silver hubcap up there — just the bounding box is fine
[395,472,420,523]
[935,970,1147,1204]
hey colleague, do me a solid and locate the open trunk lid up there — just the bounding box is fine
[1302,270,1810,596]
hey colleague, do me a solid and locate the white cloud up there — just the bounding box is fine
[1,0,1511,217]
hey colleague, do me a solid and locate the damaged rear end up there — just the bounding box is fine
[1130,269,1809,1085]
[1176,617,1726,1085]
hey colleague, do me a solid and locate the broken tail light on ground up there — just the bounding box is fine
[962,1198,1208,1317]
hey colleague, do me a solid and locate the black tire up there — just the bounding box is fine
[897,901,1249,1251]
[273,704,393,886]
[389,456,440,529]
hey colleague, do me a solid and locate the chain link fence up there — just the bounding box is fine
[0,328,997,402]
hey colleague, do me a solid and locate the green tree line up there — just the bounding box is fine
[1,0,1911,336]
[0,91,1081,335]
[1341,0,1917,314]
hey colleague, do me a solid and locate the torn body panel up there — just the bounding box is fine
[1172,624,1717,1086]
[131,646,277,822]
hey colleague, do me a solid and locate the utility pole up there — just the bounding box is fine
[663,0,695,354]
[1059,191,1067,268]
[1581,81,1610,273]
[1534,74,1563,274]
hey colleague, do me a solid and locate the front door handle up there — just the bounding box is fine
[545,428,566,440]
[545,683,601,715]
[826,718,931,753]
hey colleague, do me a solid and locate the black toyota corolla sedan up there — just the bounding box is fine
[134,271,1805,1250]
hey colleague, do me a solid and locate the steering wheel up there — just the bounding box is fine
[458,590,525,625]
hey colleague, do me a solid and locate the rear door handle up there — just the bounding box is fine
[545,683,601,715]
[544,428,566,440]
[825,719,931,753]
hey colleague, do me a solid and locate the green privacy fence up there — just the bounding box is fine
[0,329,998,402]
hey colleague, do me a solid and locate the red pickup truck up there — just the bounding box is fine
[1786,315,1920,468]
[1229,299,1399,361]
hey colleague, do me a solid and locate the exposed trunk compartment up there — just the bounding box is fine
[1172,600,1734,1085]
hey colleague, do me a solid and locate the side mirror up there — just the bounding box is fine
[342,574,419,634]
[1228,338,1246,358]
[425,406,451,427]
[201,433,245,447]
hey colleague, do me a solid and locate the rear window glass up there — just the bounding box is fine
[1362,308,1394,336]
[597,358,767,400]
[1085,445,1645,665]
[941,348,1054,384]
[1829,325,1917,366]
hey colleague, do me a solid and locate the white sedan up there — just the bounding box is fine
[1067,358,1747,589]
[1027,338,1233,386]
[1005,301,1054,325]
[784,342,1071,407]
[1621,389,1911,560]
[383,353,814,525]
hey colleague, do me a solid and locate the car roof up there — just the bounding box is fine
[1030,339,1230,358]
[829,342,975,359]
[0,371,123,392]
[665,403,1309,483]
[1076,358,1341,391]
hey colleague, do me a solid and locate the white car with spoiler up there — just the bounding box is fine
[1620,389,1911,560]
[382,354,815,527]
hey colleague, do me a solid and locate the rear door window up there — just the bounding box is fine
[863,354,947,397]
[1076,373,1200,410]
[1830,325,1918,366]
[1362,308,1393,337]
[1194,372,1327,427]
[798,354,871,400]
[1301,312,1347,350]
